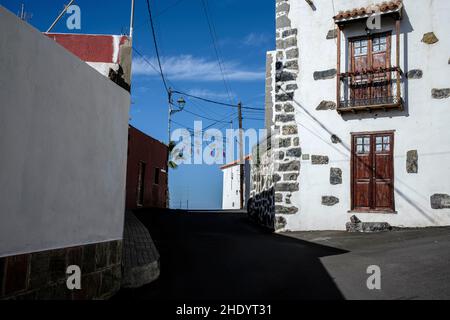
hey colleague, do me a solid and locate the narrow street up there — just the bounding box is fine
[115,210,347,300]
[115,210,450,300]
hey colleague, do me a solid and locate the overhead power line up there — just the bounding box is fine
[200,0,234,105]
[183,109,233,124]
[204,112,236,130]
[145,0,169,93]
[47,0,76,33]
[243,117,264,121]
[172,90,264,111]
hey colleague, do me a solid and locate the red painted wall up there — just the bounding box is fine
[45,33,128,63]
[126,126,168,210]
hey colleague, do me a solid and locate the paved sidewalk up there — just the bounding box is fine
[284,227,450,300]
[121,211,160,289]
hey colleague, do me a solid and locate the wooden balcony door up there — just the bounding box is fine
[352,132,395,212]
[349,33,391,105]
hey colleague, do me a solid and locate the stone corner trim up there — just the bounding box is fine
[312,155,329,165]
[326,29,338,40]
[314,69,337,81]
[316,100,336,111]
[431,194,450,209]
[275,216,287,231]
[432,88,450,99]
[322,196,339,206]
[406,150,418,174]
[406,69,423,79]
[346,222,392,233]
[276,15,291,30]
[275,205,299,215]
[422,32,439,45]
[330,168,343,185]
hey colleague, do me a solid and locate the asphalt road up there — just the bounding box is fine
[115,209,450,300]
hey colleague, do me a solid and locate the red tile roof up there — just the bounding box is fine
[333,0,403,22]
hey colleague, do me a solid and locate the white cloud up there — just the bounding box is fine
[186,89,236,100]
[132,55,264,81]
[242,33,271,46]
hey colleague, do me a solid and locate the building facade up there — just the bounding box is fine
[221,157,251,210]
[250,0,450,231]
[126,126,168,210]
[45,32,132,91]
[0,7,130,299]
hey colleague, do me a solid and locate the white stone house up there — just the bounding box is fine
[221,156,251,210]
[252,0,450,231]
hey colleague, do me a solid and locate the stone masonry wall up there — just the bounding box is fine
[0,240,122,300]
[248,0,301,232]
[248,137,276,230]
[273,0,301,230]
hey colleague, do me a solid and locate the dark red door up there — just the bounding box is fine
[352,132,395,212]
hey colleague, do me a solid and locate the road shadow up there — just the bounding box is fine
[114,209,349,301]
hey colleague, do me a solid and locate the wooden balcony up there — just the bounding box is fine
[337,67,403,114]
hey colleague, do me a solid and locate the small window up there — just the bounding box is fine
[373,35,387,53]
[154,168,160,185]
[354,39,368,56]
[376,136,391,152]
[356,137,371,154]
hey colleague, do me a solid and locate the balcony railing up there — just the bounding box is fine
[337,67,403,113]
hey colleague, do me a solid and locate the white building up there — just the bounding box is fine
[221,157,251,210]
[0,7,130,299]
[250,0,450,231]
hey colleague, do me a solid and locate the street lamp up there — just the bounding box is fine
[176,97,186,110]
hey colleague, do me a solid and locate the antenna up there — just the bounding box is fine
[129,0,135,39]
[18,3,33,22]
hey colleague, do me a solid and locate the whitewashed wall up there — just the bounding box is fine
[276,0,450,230]
[222,161,251,210]
[0,7,130,257]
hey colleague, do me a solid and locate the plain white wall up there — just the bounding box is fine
[0,7,130,257]
[222,161,251,210]
[281,0,450,230]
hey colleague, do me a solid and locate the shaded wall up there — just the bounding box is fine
[126,126,168,210]
[0,7,130,299]
[0,6,130,257]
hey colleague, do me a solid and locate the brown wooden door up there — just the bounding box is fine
[352,132,395,212]
[371,33,391,102]
[350,37,370,103]
[349,33,391,105]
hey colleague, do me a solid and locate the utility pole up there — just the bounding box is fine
[167,88,173,209]
[167,88,173,145]
[165,91,185,209]
[238,102,244,210]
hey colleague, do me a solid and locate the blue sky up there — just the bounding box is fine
[1,0,275,209]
